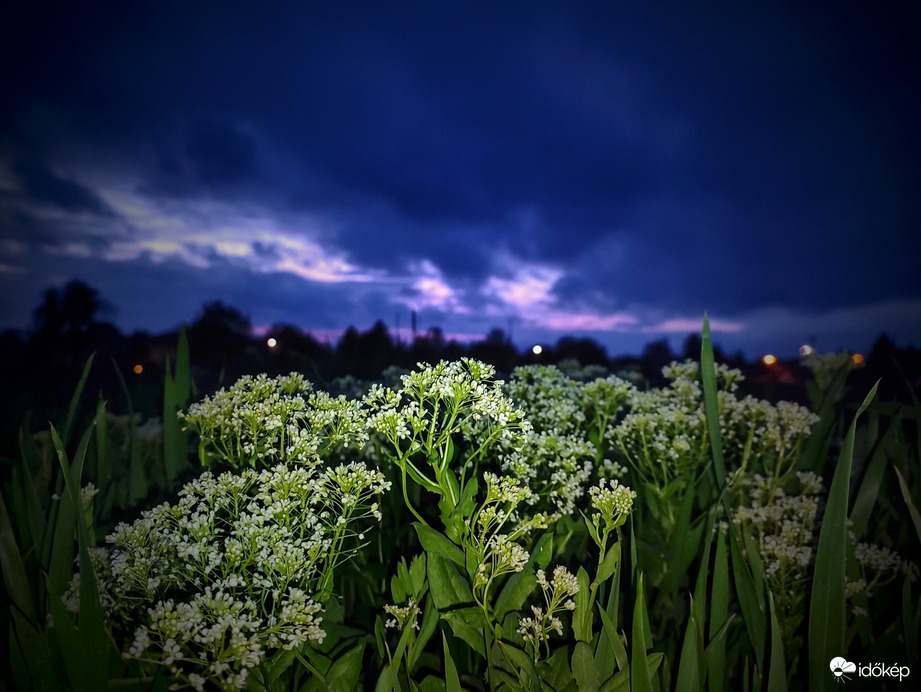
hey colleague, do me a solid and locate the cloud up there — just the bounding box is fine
[11,159,113,216]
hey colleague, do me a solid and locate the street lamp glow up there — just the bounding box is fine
[799,344,815,356]
[762,354,777,366]
[266,337,278,348]
[532,344,542,355]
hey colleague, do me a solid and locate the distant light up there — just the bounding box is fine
[267,337,278,348]
[762,354,777,366]
[851,353,865,365]
[132,364,143,374]
[532,344,543,355]
[799,344,815,357]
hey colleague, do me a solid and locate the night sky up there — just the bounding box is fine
[2,0,919,358]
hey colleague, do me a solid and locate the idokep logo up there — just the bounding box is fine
[830,656,911,684]
[830,657,857,683]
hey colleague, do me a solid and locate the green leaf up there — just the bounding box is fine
[419,675,447,692]
[10,608,62,691]
[163,327,191,488]
[414,522,465,567]
[545,647,576,691]
[597,606,628,672]
[325,643,365,692]
[500,640,542,689]
[630,574,653,692]
[573,641,601,692]
[728,522,765,673]
[848,418,898,538]
[111,358,146,504]
[675,596,703,692]
[0,492,35,622]
[410,553,428,598]
[63,354,95,447]
[427,553,474,609]
[700,316,726,488]
[408,593,439,672]
[443,633,462,692]
[52,421,110,688]
[532,531,554,570]
[798,362,852,474]
[44,574,94,692]
[573,566,593,642]
[808,381,878,692]
[375,664,401,692]
[707,524,729,691]
[494,568,537,622]
[441,606,487,657]
[893,466,921,548]
[593,541,621,588]
[94,395,113,518]
[767,593,787,692]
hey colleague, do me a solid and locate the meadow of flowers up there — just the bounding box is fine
[1,319,918,691]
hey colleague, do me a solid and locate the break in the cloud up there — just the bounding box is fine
[1,0,919,357]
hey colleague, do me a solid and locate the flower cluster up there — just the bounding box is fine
[734,472,823,594]
[722,397,819,478]
[363,359,532,527]
[847,541,903,616]
[609,361,818,489]
[517,566,580,662]
[589,478,637,531]
[64,461,388,690]
[181,372,367,470]
[468,475,549,598]
[383,598,422,631]
[501,365,633,517]
[500,432,595,517]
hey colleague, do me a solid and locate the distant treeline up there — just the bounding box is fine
[2,280,919,459]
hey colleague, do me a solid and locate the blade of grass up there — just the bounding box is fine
[702,315,765,673]
[10,608,62,690]
[112,359,146,504]
[707,524,728,692]
[675,595,703,692]
[631,573,653,692]
[848,417,897,539]
[893,466,921,548]
[93,394,113,518]
[63,354,95,447]
[797,363,851,474]
[51,421,110,689]
[728,523,765,673]
[700,315,726,488]
[766,592,787,692]
[0,492,36,621]
[163,327,191,488]
[808,380,878,692]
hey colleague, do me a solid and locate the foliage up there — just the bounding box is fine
[1,320,918,692]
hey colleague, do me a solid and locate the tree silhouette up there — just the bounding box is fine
[32,279,111,335]
[188,300,253,369]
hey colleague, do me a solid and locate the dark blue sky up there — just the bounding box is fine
[2,0,919,357]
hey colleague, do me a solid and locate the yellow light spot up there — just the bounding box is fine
[132,364,143,374]
[267,337,278,348]
[762,354,777,366]
[532,344,543,355]
[799,344,815,357]
[851,353,864,365]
